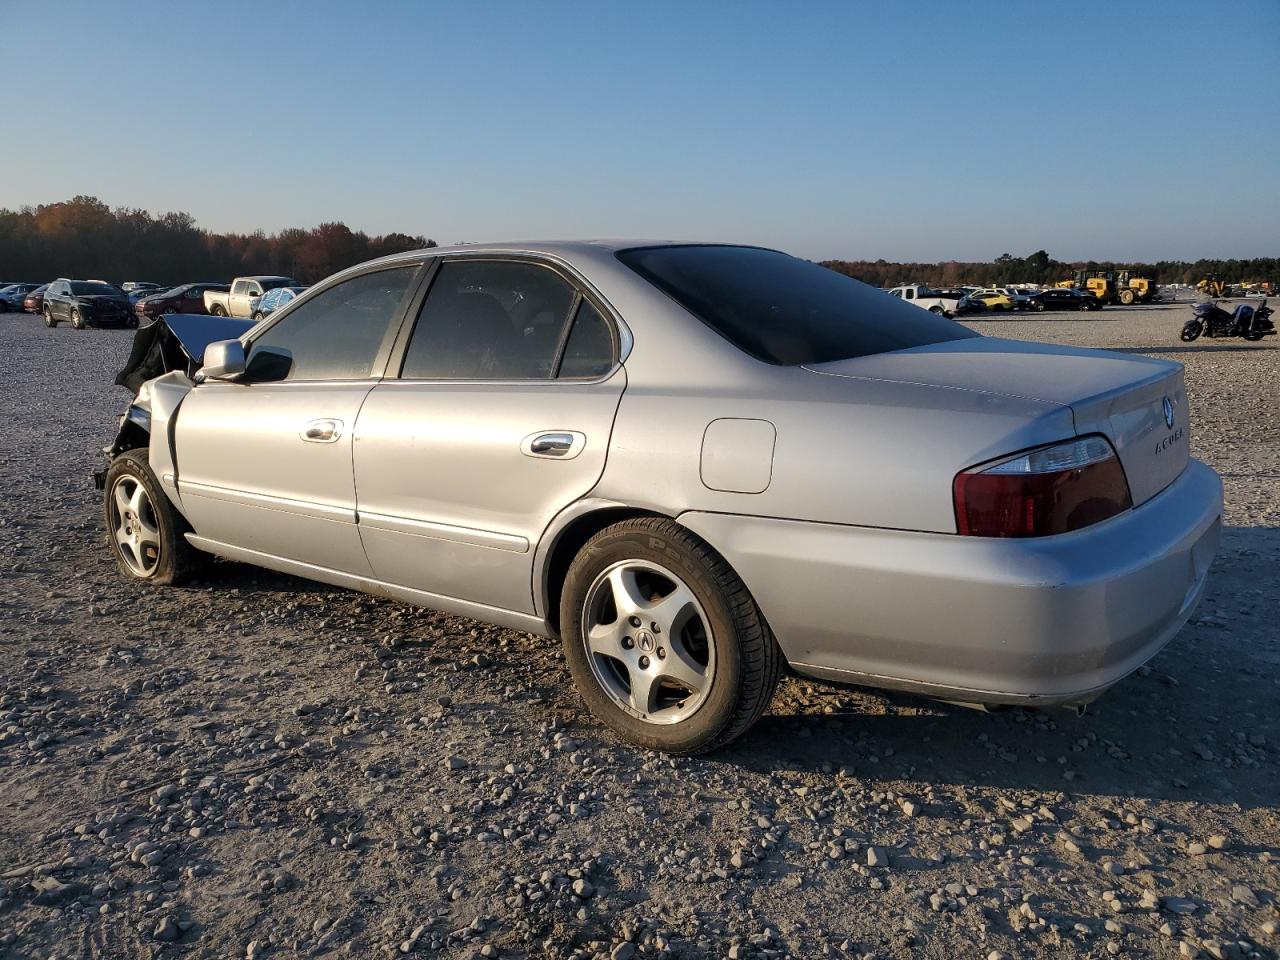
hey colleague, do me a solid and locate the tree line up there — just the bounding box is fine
[0,196,434,286]
[2,199,1275,291]
[821,250,1280,289]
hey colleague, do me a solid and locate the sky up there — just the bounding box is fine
[2,0,1278,263]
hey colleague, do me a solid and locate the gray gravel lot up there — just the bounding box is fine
[0,302,1276,960]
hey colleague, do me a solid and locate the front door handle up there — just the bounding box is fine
[301,418,343,443]
[521,430,586,460]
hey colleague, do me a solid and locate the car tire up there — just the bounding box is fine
[43,306,57,328]
[70,307,85,329]
[210,304,226,317]
[560,517,783,754]
[928,306,943,315]
[104,449,199,587]
[252,311,264,321]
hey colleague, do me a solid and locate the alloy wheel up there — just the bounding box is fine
[582,560,715,724]
[109,475,162,577]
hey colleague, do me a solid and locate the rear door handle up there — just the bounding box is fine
[301,418,343,443]
[521,431,586,459]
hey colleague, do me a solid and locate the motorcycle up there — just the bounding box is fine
[1180,298,1275,342]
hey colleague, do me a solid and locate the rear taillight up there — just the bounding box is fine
[953,436,1132,538]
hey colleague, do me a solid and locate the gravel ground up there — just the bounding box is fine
[0,302,1276,960]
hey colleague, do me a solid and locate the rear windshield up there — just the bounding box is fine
[617,245,977,365]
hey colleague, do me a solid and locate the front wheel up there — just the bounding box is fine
[252,311,264,320]
[70,308,85,329]
[104,449,199,586]
[1119,289,1136,305]
[560,517,783,754]
[43,306,57,328]
[1180,321,1203,342]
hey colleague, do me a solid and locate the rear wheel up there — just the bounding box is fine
[104,449,198,586]
[1119,289,1136,305]
[928,306,943,315]
[560,517,783,754]
[43,305,57,328]
[209,303,227,317]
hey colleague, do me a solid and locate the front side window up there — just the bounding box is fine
[244,266,417,382]
[618,245,977,365]
[400,260,576,380]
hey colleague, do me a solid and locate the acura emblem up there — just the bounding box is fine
[1162,396,1175,429]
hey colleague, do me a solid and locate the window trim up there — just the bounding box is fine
[387,253,623,385]
[238,260,429,385]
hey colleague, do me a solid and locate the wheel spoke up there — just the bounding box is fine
[124,539,145,571]
[646,584,697,638]
[659,644,708,695]
[606,566,648,618]
[627,666,658,715]
[113,483,131,518]
[586,620,626,659]
[128,483,147,517]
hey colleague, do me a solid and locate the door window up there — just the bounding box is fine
[232,280,247,295]
[400,260,576,380]
[244,266,417,382]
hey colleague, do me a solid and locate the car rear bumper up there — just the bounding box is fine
[679,459,1222,707]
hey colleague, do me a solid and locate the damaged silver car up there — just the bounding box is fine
[100,243,1223,753]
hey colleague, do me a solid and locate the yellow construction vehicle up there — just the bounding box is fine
[1116,271,1158,305]
[1197,275,1231,298]
[1055,270,1118,304]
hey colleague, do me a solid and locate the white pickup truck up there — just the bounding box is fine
[885,284,963,317]
[204,276,297,318]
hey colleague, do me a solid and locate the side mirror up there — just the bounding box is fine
[200,339,246,381]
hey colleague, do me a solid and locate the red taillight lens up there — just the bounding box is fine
[953,436,1132,537]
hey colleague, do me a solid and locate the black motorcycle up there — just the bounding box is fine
[1180,298,1275,342]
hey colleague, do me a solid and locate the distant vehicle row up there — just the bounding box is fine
[0,276,307,328]
[887,283,1102,317]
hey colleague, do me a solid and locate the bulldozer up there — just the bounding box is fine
[1115,271,1158,305]
[1197,275,1232,298]
[1055,270,1118,304]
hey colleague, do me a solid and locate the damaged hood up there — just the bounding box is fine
[115,314,254,395]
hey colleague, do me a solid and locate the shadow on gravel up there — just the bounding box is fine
[1104,344,1277,354]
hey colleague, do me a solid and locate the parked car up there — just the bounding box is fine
[124,282,165,304]
[0,283,41,312]
[204,276,297,318]
[985,286,1035,310]
[43,279,136,329]
[23,284,49,313]
[935,288,987,316]
[885,284,964,317]
[98,241,1222,753]
[249,285,308,319]
[135,283,231,323]
[1031,288,1105,312]
[968,290,1016,312]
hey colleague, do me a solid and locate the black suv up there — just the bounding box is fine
[43,279,136,329]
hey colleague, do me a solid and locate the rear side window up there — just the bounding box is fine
[558,301,615,378]
[617,245,977,365]
[245,266,416,381]
[401,260,576,380]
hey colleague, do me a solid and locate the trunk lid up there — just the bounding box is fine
[805,337,1190,506]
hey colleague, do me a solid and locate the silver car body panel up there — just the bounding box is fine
[123,240,1222,709]
[351,371,626,613]
[680,458,1222,705]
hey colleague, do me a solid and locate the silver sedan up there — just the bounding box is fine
[101,242,1223,753]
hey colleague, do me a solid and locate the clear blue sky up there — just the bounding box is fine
[3,0,1277,262]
